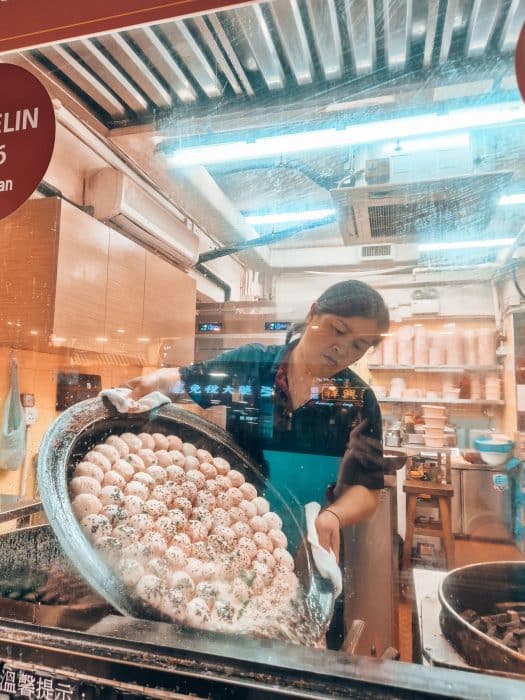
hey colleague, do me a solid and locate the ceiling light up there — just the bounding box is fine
[245,208,335,225]
[29,330,38,336]
[52,337,66,343]
[137,337,150,342]
[499,193,525,206]
[116,329,126,334]
[96,336,108,342]
[167,102,525,167]
[419,238,515,252]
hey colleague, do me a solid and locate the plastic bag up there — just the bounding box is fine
[0,359,26,471]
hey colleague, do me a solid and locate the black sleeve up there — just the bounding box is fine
[338,388,385,491]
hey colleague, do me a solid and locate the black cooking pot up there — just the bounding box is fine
[439,561,525,677]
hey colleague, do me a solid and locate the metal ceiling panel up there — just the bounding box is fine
[423,0,440,67]
[306,0,343,80]
[439,0,460,63]
[38,44,126,118]
[29,0,522,127]
[97,34,172,108]
[499,0,525,52]
[68,38,149,113]
[345,0,375,76]
[383,0,413,70]
[159,20,222,98]
[234,5,285,90]
[208,14,254,96]
[465,0,504,58]
[270,0,313,85]
[127,27,197,102]
[192,16,243,95]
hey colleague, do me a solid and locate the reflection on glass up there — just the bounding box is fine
[0,0,524,694]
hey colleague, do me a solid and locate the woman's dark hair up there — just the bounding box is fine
[285,280,389,344]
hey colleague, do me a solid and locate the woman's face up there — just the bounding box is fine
[298,309,382,377]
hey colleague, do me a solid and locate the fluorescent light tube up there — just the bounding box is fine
[245,208,335,225]
[499,193,525,206]
[419,238,515,252]
[168,102,525,167]
[382,133,470,154]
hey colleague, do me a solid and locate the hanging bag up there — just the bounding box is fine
[0,358,27,471]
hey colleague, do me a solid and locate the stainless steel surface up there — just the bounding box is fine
[345,0,375,75]
[343,479,399,657]
[97,33,172,107]
[499,0,525,52]
[270,0,313,86]
[68,38,149,112]
[18,0,519,126]
[160,21,223,99]
[306,0,342,80]
[233,5,285,90]
[451,467,462,535]
[126,27,198,103]
[423,0,440,67]
[37,45,127,118]
[383,0,412,71]
[461,465,512,541]
[37,397,334,640]
[465,0,504,58]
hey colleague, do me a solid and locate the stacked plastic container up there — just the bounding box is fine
[422,404,447,448]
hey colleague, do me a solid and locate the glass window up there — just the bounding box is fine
[0,1,524,696]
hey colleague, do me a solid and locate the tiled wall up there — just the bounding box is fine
[0,347,143,498]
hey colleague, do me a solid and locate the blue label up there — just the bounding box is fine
[493,473,509,492]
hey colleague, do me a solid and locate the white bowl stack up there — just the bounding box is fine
[485,374,501,401]
[422,405,447,448]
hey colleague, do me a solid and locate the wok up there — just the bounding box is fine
[37,398,336,641]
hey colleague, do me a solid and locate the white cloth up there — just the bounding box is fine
[100,387,171,414]
[304,502,343,598]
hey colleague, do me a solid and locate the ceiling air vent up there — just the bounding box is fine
[360,244,392,259]
[330,171,513,245]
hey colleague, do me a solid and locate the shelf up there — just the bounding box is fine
[378,398,504,406]
[414,524,444,536]
[369,365,502,373]
[390,315,496,322]
[390,446,457,455]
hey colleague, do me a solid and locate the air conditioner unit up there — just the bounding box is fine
[86,169,199,269]
[331,171,513,245]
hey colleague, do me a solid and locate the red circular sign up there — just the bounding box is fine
[0,64,56,220]
[517,22,525,104]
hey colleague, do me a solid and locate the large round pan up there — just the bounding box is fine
[37,398,334,633]
[439,561,525,676]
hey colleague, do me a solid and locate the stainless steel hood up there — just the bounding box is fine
[8,0,522,128]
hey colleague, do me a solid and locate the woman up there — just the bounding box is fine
[128,280,389,646]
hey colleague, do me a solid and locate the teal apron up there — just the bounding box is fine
[263,449,340,554]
